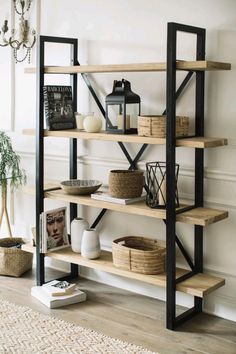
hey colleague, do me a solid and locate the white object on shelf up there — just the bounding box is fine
[75,113,85,130]
[70,217,89,253]
[83,115,102,133]
[117,114,130,129]
[81,228,101,259]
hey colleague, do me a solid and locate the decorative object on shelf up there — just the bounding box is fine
[109,170,144,198]
[146,161,179,209]
[40,207,69,253]
[60,179,102,195]
[105,79,141,134]
[43,85,76,130]
[0,237,33,277]
[138,115,189,138]
[0,131,26,238]
[83,115,102,133]
[74,112,85,130]
[70,217,89,253]
[0,0,36,63]
[112,236,166,275]
[81,228,101,259]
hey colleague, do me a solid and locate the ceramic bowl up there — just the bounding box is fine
[60,179,102,195]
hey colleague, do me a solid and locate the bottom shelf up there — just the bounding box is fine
[23,244,225,298]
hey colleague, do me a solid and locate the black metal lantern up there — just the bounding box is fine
[146,162,179,209]
[105,79,141,134]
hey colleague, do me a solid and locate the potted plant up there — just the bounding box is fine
[0,131,26,236]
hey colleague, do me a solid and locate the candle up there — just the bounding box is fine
[158,178,166,206]
[117,114,130,130]
[75,113,85,130]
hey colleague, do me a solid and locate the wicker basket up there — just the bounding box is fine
[138,115,189,138]
[0,237,33,277]
[112,236,166,274]
[109,170,144,198]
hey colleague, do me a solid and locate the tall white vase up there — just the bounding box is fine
[81,228,101,259]
[70,217,89,253]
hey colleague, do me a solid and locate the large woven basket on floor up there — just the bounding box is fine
[138,115,189,138]
[0,237,33,277]
[109,170,144,198]
[112,236,166,274]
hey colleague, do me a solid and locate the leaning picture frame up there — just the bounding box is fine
[42,207,69,252]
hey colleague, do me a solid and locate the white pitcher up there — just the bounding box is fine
[81,228,101,259]
[70,217,89,253]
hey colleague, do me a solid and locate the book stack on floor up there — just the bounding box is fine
[31,280,86,308]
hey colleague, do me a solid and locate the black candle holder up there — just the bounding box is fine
[146,161,179,209]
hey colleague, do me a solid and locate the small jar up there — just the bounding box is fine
[81,228,101,259]
[70,217,89,253]
[83,116,102,133]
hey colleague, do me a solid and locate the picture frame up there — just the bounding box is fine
[42,207,69,252]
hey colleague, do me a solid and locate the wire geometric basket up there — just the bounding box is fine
[146,161,179,209]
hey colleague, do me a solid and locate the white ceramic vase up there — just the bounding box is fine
[70,217,89,253]
[83,116,102,133]
[81,228,101,259]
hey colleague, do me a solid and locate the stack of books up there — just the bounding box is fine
[31,280,86,308]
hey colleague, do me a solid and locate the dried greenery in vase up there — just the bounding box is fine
[0,131,26,237]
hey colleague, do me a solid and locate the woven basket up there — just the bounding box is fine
[0,238,33,277]
[109,170,144,198]
[112,236,166,274]
[138,115,189,138]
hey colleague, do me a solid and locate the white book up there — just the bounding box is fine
[42,280,77,296]
[31,286,86,308]
[91,191,146,205]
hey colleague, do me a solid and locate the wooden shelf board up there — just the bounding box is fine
[22,129,228,148]
[24,60,231,74]
[42,189,228,226]
[22,244,225,297]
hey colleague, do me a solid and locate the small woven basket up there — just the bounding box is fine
[138,115,189,138]
[0,237,33,277]
[112,236,166,274]
[109,170,144,199]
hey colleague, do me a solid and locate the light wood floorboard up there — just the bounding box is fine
[0,268,236,354]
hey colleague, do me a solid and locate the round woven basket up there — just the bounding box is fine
[109,170,144,198]
[112,236,166,274]
[0,237,33,277]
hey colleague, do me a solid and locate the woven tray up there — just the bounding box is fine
[0,237,33,277]
[138,115,189,138]
[112,236,166,274]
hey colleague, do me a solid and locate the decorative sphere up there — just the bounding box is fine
[83,116,102,133]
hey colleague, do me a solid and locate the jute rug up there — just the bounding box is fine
[0,298,157,354]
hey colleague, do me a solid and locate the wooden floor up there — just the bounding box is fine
[0,268,236,354]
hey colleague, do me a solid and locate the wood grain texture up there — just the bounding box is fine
[23,129,228,148]
[22,245,225,298]
[24,60,231,74]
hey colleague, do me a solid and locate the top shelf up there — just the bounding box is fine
[25,60,231,74]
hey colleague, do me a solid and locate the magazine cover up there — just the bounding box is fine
[43,85,76,130]
[43,207,69,252]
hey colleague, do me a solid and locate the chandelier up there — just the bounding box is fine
[0,0,36,63]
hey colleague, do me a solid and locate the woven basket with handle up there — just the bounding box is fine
[0,237,33,277]
[112,236,166,274]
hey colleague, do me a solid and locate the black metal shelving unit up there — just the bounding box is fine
[34,22,227,330]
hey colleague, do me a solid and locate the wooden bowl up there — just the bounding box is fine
[60,179,102,195]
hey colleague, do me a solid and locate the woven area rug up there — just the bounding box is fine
[0,298,157,354]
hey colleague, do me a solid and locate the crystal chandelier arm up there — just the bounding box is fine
[13,0,32,16]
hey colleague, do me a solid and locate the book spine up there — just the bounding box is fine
[43,87,51,130]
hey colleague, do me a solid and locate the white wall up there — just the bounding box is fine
[1,0,236,321]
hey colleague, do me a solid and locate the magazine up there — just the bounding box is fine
[42,280,77,296]
[43,85,76,130]
[40,207,69,253]
[31,286,86,308]
[91,186,146,205]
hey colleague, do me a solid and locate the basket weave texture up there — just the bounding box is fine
[138,115,189,138]
[0,238,33,277]
[112,236,166,274]
[109,170,144,198]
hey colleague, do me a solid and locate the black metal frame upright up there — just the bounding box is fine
[166,22,205,329]
[36,22,206,330]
